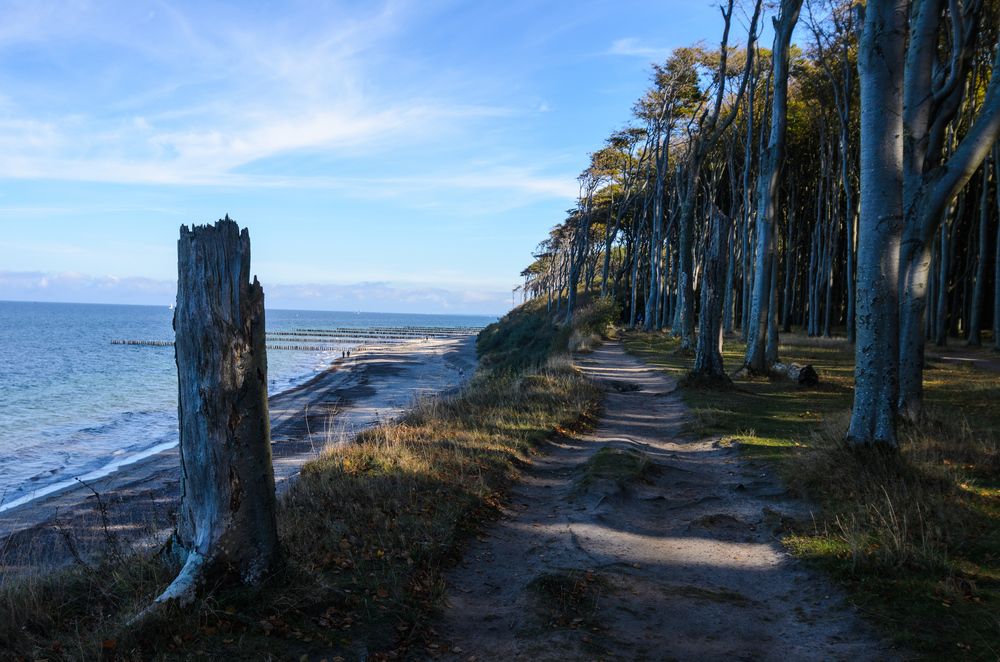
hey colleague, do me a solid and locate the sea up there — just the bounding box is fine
[0,301,492,513]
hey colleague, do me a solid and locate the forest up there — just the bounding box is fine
[519,0,1000,447]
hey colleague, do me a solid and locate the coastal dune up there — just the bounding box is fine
[0,336,478,569]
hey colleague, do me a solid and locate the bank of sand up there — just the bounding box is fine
[0,336,478,569]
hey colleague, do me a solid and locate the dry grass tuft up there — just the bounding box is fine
[527,569,607,630]
[568,329,602,353]
[786,412,1000,572]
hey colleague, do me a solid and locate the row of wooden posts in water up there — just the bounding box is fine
[111,325,481,351]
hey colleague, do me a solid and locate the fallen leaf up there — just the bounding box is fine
[101,640,117,649]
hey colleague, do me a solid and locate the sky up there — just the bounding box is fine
[0,0,734,314]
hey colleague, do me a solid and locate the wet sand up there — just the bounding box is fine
[0,336,478,569]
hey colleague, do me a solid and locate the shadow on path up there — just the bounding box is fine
[432,341,898,662]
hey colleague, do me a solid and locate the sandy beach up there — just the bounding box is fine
[0,335,478,569]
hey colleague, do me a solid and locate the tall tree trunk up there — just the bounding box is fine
[934,217,952,345]
[146,217,281,616]
[678,0,762,349]
[744,0,802,372]
[694,206,732,377]
[629,222,641,327]
[848,0,906,447]
[897,0,1000,421]
[969,159,992,345]
[766,228,780,364]
[808,220,820,335]
[824,174,842,338]
[995,144,1000,351]
[782,181,798,333]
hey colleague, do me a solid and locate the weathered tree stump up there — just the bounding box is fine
[139,216,281,618]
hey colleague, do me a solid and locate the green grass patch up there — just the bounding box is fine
[623,329,1000,662]
[578,445,653,490]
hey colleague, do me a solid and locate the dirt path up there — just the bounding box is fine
[432,341,897,662]
[925,344,1000,373]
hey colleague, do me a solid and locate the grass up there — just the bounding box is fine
[526,569,608,630]
[0,297,604,661]
[623,328,1000,662]
[577,446,653,491]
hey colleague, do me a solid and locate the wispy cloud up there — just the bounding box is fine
[265,281,508,314]
[0,0,570,201]
[0,270,508,314]
[607,37,670,59]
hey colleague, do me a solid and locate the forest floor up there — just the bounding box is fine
[431,341,897,662]
[926,344,1000,373]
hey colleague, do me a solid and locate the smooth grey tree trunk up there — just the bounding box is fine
[766,231,780,364]
[694,206,732,377]
[139,217,280,620]
[847,0,906,447]
[897,0,1000,421]
[969,160,991,345]
[782,185,798,333]
[744,0,801,372]
[996,144,1000,351]
[677,0,761,349]
[934,217,953,346]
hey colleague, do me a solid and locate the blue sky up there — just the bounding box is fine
[0,0,730,314]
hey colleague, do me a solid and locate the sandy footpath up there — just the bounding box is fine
[432,341,898,662]
[0,336,478,568]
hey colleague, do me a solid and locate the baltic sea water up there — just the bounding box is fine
[0,301,491,511]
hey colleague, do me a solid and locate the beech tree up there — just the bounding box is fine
[744,0,803,373]
[847,0,907,447]
[674,0,762,348]
[521,0,999,445]
[897,0,1000,421]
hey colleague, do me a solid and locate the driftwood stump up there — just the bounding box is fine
[143,217,281,615]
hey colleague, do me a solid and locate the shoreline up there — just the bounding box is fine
[0,336,478,567]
